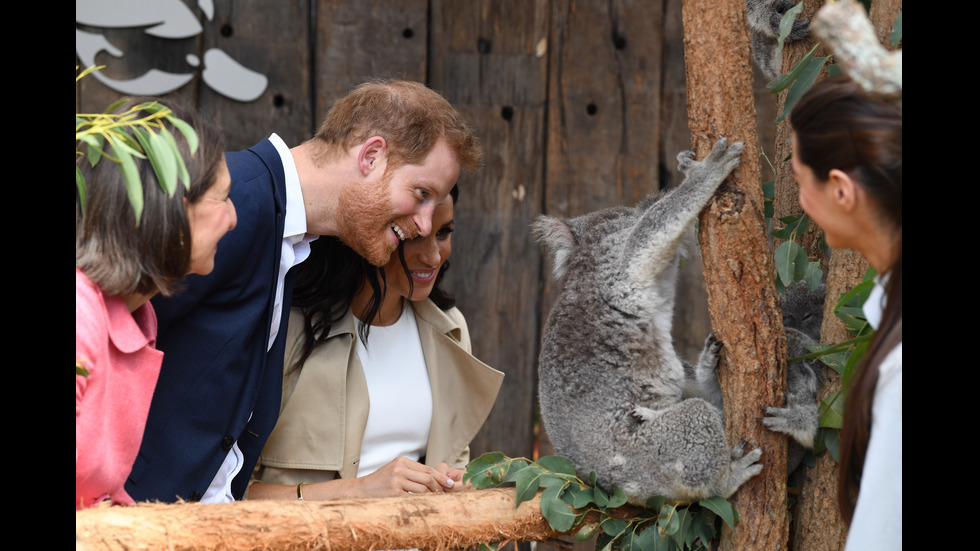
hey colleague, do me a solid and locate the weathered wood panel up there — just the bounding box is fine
[430,0,550,461]
[314,0,428,117]
[199,0,313,150]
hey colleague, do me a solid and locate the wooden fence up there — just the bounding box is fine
[76,0,776,464]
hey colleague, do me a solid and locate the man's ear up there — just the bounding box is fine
[827,168,859,214]
[358,136,387,176]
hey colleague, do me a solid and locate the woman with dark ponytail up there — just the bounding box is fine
[790,75,902,549]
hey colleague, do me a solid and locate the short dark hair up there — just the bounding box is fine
[76,98,226,297]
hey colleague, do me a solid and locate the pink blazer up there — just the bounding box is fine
[76,270,163,509]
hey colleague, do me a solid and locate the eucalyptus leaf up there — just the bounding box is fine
[160,127,192,191]
[602,518,628,537]
[773,2,806,71]
[818,390,845,429]
[502,458,531,483]
[767,43,818,92]
[113,140,143,226]
[699,497,737,530]
[691,509,716,547]
[135,127,179,198]
[776,55,830,122]
[670,508,693,548]
[606,485,628,508]
[574,522,599,542]
[646,495,666,510]
[567,484,596,508]
[889,10,902,48]
[658,504,681,536]
[513,467,542,507]
[804,261,823,289]
[540,482,577,532]
[775,240,803,286]
[76,166,87,213]
[167,114,200,155]
[823,427,841,461]
[593,483,609,508]
[536,455,578,477]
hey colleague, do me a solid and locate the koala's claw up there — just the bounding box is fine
[626,402,644,423]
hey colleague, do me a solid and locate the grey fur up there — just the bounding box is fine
[691,282,826,474]
[533,138,762,505]
[747,0,810,79]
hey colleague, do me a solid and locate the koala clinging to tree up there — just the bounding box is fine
[747,0,810,80]
[689,281,826,475]
[533,138,762,505]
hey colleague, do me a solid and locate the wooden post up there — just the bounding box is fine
[681,0,789,549]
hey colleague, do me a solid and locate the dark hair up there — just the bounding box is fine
[312,79,482,173]
[790,75,902,525]
[289,184,459,372]
[76,98,226,297]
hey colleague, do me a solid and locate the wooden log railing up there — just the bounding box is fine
[76,488,582,551]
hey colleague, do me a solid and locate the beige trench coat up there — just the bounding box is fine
[251,299,504,487]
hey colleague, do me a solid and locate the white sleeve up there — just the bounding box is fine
[844,343,902,551]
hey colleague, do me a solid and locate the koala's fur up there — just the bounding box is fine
[747,0,810,80]
[690,282,826,474]
[533,138,762,505]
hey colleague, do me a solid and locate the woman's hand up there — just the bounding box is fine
[354,457,456,497]
[436,462,472,492]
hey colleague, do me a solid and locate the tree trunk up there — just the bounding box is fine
[76,488,566,551]
[681,1,788,550]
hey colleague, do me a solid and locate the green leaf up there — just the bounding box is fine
[135,127,179,198]
[513,467,542,507]
[669,507,694,548]
[566,483,596,508]
[167,113,199,155]
[478,543,497,551]
[159,126,192,192]
[762,180,775,221]
[818,390,845,429]
[575,522,599,542]
[775,240,807,287]
[540,482,577,532]
[770,214,807,240]
[776,55,831,122]
[646,495,666,511]
[773,2,806,72]
[768,43,818,92]
[502,458,531,483]
[464,452,509,488]
[76,166,87,213]
[113,140,143,226]
[602,518,628,537]
[823,427,841,462]
[658,504,681,536]
[804,261,823,290]
[536,455,578,477]
[889,10,902,48]
[691,509,716,547]
[593,483,609,508]
[699,497,738,530]
[606,485,628,509]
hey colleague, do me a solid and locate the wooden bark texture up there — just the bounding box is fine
[77,488,559,551]
[681,1,788,550]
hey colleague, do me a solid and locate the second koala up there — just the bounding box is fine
[533,138,762,505]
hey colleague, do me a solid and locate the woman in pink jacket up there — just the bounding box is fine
[76,100,236,509]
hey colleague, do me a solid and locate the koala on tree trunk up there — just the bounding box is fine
[533,138,762,505]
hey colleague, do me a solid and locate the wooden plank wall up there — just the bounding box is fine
[77,0,776,466]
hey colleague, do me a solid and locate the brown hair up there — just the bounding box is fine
[76,98,226,297]
[790,75,902,524]
[311,79,482,173]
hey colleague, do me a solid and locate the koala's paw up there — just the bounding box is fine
[696,333,722,372]
[626,402,656,423]
[677,138,744,185]
[762,405,818,448]
[721,443,763,496]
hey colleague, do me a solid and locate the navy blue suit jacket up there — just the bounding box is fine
[126,139,293,502]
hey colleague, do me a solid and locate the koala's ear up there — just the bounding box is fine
[531,215,576,280]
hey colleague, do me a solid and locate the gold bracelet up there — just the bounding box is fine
[297,482,306,500]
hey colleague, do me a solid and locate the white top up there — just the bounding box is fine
[354,300,433,476]
[845,276,902,550]
[202,133,316,503]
